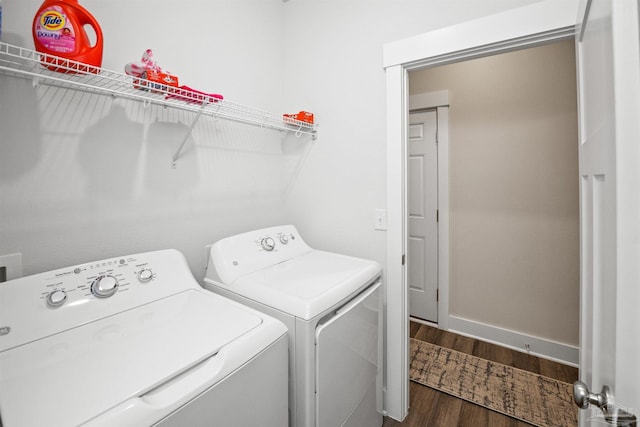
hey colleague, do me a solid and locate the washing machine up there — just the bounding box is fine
[0,249,288,427]
[204,225,383,427]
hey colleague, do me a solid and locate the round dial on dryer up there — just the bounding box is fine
[138,268,153,282]
[46,289,67,307]
[91,275,119,298]
[261,237,276,251]
[279,234,289,245]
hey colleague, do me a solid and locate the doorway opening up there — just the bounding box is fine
[406,39,580,359]
[382,3,579,419]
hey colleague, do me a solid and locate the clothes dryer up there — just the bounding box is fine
[204,225,383,427]
[0,249,288,427]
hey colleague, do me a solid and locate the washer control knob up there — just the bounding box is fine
[279,234,289,245]
[261,237,276,252]
[138,268,153,282]
[47,289,67,307]
[91,275,119,298]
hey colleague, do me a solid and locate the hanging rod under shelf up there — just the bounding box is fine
[0,42,318,139]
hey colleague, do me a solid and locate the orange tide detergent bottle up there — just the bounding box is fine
[32,0,103,73]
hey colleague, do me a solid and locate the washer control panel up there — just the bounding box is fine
[38,255,158,309]
[0,249,198,352]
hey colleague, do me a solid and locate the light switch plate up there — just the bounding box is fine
[374,209,387,230]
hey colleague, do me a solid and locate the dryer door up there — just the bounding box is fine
[315,280,382,427]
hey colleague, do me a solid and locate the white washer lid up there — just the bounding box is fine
[232,250,382,320]
[0,289,262,427]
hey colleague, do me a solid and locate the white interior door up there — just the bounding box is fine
[408,110,438,323]
[576,0,640,424]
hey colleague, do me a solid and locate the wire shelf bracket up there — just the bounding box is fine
[172,105,206,168]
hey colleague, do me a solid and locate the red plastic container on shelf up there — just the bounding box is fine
[283,111,314,125]
[32,0,103,73]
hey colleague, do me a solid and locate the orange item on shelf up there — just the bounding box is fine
[32,0,103,73]
[141,70,179,94]
[283,111,314,125]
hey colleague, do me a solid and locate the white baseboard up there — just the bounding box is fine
[409,316,438,328]
[447,315,579,367]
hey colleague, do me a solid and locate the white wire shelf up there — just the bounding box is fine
[0,42,317,165]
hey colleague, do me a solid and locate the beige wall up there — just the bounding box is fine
[410,40,579,346]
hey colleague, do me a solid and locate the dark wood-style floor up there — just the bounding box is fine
[382,321,579,427]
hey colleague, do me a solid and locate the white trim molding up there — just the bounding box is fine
[435,106,449,332]
[384,64,408,421]
[383,0,578,69]
[448,315,579,367]
[408,90,449,111]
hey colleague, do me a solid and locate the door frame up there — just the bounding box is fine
[408,91,449,328]
[382,0,579,420]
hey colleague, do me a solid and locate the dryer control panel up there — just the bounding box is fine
[207,225,313,285]
[0,249,199,352]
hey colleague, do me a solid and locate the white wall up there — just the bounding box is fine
[0,0,543,282]
[0,1,543,281]
[280,0,542,267]
[0,0,292,279]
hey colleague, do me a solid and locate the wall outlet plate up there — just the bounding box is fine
[0,253,23,282]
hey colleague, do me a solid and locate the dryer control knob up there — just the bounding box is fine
[261,237,276,251]
[279,234,289,244]
[91,275,119,298]
[138,268,153,282]
[47,289,67,307]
